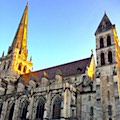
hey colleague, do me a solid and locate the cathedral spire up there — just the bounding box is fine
[95,13,113,35]
[8,3,28,60]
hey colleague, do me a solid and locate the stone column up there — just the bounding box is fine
[63,82,71,119]
[28,96,34,120]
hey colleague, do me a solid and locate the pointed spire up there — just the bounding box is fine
[30,56,32,61]
[95,13,113,35]
[8,3,28,60]
[2,51,4,57]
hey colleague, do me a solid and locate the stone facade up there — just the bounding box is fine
[0,4,120,120]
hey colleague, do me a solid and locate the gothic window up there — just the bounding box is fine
[52,97,61,119]
[7,61,11,69]
[18,63,22,71]
[0,104,3,117]
[23,66,27,73]
[8,103,15,120]
[20,101,29,119]
[108,51,112,63]
[108,91,110,101]
[36,98,45,120]
[100,38,104,48]
[101,53,105,65]
[107,35,111,46]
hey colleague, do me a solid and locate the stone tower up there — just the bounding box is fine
[0,3,32,82]
[95,13,120,120]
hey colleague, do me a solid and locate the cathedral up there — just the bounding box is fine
[0,3,120,120]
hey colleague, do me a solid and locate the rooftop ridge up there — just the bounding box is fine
[24,56,91,75]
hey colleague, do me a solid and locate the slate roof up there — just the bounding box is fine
[21,57,91,84]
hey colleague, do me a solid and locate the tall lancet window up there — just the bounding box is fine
[18,63,22,71]
[8,103,15,120]
[100,38,104,48]
[23,66,27,73]
[36,98,45,120]
[107,35,111,46]
[20,101,29,120]
[101,53,105,65]
[52,97,61,119]
[108,51,112,63]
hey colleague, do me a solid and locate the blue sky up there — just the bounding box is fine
[0,0,120,71]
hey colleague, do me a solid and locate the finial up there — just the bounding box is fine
[104,11,107,16]
[30,56,32,61]
[2,51,4,57]
[27,1,29,5]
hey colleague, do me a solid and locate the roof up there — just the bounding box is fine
[95,13,113,35]
[21,57,91,84]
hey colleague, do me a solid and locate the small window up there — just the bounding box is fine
[108,51,112,63]
[88,96,91,101]
[100,38,104,48]
[18,63,22,71]
[101,53,105,65]
[108,105,112,116]
[108,91,110,101]
[107,35,111,46]
[90,107,94,116]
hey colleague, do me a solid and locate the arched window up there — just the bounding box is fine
[107,35,111,46]
[8,103,15,120]
[100,38,104,48]
[101,53,105,65]
[20,101,29,119]
[18,63,22,71]
[36,98,45,120]
[52,97,61,119]
[23,66,27,73]
[108,51,112,63]
[0,104,3,117]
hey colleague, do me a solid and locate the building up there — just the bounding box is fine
[0,3,120,120]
